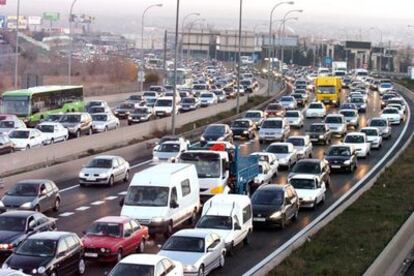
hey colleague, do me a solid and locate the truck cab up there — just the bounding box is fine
[314,76,342,106]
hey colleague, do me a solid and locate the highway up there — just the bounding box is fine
[2,83,412,276]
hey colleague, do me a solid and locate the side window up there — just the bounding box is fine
[112,159,119,168]
[242,205,252,224]
[161,259,175,274]
[181,179,191,197]
[130,220,140,232]
[57,239,68,254]
[208,234,220,248]
[45,182,53,192]
[123,222,132,237]
[34,214,48,226]
[64,236,78,250]
[205,236,213,250]
[118,158,124,166]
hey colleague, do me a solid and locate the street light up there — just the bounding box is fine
[181,12,200,63]
[140,3,163,92]
[68,0,78,85]
[171,0,180,135]
[236,0,243,114]
[370,27,383,75]
[267,1,294,96]
[272,16,298,67]
[185,18,206,62]
[14,0,21,88]
[280,9,302,69]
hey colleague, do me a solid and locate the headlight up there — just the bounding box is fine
[128,116,132,120]
[1,263,8,269]
[0,244,13,250]
[184,265,198,272]
[319,135,324,139]
[270,211,282,219]
[99,172,109,178]
[210,185,224,194]
[0,201,4,208]
[79,172,85,178]
[20,202,32,209]
[37,266,46,274]
[344,160,351,165]
[200,136,205,141]
[243,130,248,134]
[152,217,164,223]
[100,248,111,253]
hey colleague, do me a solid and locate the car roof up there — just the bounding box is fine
[92,155,119,160]
[95,216,130,224]
[28,231,73,240]
[16,179,50,185]
[0,210,37,218]
[173,229,214,238]
[296,159,321,164]
[257,184,286,192]
[119,254,166,265]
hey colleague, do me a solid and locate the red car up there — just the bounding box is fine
[265,103,286,117]
[82,216,149,262]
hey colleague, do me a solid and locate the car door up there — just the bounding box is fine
[112,158,121,182]
[44,182,56,211]
[122,222,135,254]
[64,236,82,273]
[232,215,244,246]
[118,158,128,179]
[38,183,49,211]
[55,238,71,274]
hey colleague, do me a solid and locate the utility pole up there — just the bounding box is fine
[171,0,180,135]
[236,0,242,114]
[14,0,21,88]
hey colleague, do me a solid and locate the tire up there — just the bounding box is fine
[189,210,197,226]
[79,183,86,187]
[219,252,226,268]
[77,258,86,275]
[137,239,145,253]
[198,265,205,276]
[104,127,108,132]
[309,153,313,158]
[123,171,130,182]
[312,200,318,210]
[243,232,250,245]
[53,198,60,212]
[50,138,54,144]
[116,249,123,263]
[108,176,114,187]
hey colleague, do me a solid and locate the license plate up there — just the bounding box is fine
[310,138,318,141]
[253,217,266,222]
[332,165,341,169]
[87,178,96,181]
[85,252,98,258]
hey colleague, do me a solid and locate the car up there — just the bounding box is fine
[114,102,138,119]
[0,135,15,154]
[79,155,130,187]
[380,107,402,125]
[223,86,236,98]
[324,114,347,136]
[386,98,406,113]
[126,94,144,103]
[284,110,304,128]
[159,229,226,276]
[387,103,405,118]
[200,124,233,145]
[291,93,306,106]
[36,122,69,144]
[0,211,57,258]
[212,90,227,103]
[244,110,265,128]
[349,96,367,112]
[240,79,254,93]
[3,231,86,275]
[286,136,313,159]
[253,161,273,186]
[108,254,184,276]
[8,129,45,151]
[200,92,218,107]
[324,144,357,172]
[0,180,61,213]
[152,141,187,163]
[0,119,26,135]
[164,92,181,104]
[305,102,326,118]
[59,112,93,138]
[343,132,371,158]
[82,216,149,262]
[381,93,399,108]
[234,85,245,96]
[266,142,298,169]
[180,97,200,112]
[378,82,393,95]
[294,89,309,102]
[143,91,159,102]
[339,109,359,128]
[289,174,326,208]
[251,184,299,228]
[307,123,332,145]
[265,103,286,117]
[153,136,191,152]
[279,96,297,110]
[360,127,383,149]
[230,119,255,139]
[154,97,177,118]
[250,152,279,176]
[88,105,113,115]
[41,114,63,123]
[91,113,120,133]
[339,103,358,111]
[149,86,167,93]
[368,117,391,139]
[288,159,331,187]
[86,100,110,114]
[258,118,290,143]
[127,107,153,125]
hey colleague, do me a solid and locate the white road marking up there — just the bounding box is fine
[118,191,127,196]
[91,201,105,206]
[105,196,118,201]
[59,212,74,217]
[61,185,79,193]
[75,206,90,211]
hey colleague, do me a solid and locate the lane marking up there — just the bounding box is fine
[105,196,118,201]
[118,191,127,196]
[91,201,105,206]
[59,212,74,217]
[61,185,79,193]
[75,206,90,211]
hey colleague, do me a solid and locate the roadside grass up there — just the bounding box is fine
[398,79,414,91]
[269,142,414,276]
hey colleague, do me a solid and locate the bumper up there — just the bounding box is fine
[299,199,316,208]
[259,134,284,141]
[253,216,284,225]
[79,177,109,185]
[84,250,117,262]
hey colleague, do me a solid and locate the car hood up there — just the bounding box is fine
[82,235,122,249]
[7,254,52,271]
[60,122,80,128]
[0,128,13,134]
[295,189,319,198]
[2,195,35,207]
[153,152,179,160]
[325,155,350,161]
[159,250,204,266]
[81,168,111,175]
[0,231,24,244]
[252,204,282,216]
[9,138,29,146]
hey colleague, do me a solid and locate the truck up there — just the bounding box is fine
[314,76,342,106]
[332,61,347,76]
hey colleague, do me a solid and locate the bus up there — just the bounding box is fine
[0,85,84,126]
[166,68,193,90]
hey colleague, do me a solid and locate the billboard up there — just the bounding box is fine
[263,36,299,47]
[6,16,28,29]
[0,15,5,29]
[345,41,371,50]
[43,12,60,21]
[28,16,42,26]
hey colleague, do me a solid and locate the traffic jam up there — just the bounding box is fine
[0,64,408,276]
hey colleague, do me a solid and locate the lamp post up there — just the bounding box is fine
[185,18,205,62]
[140,3,163,92]
[273,16,298,68]
[280,9,302,70]
[171,0,180,135]
[181,13,200,63]
[236,0,243,114]
[14,0,21,88]
[370,27,383,76]
[267,1,294,96]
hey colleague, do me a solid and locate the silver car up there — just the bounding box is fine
[339,109,359,128]
[279,96,297,110]
[284,110,304,128]
[79,155,130,187]
[368,117,391,139]
[159,229,226,276]
[91,113,120,133]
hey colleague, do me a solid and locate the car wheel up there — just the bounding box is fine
[79,183,86,188]
[287,161,291,170]
[26,145,30,150]
[219,252,226,268]
[313,199,318,210]
[50,138,54,144]
[34,205,40,212]
[108,176,114,187]
[53,198,60,212]
[309,153,313,158]
[189,210,197,226]
[77,258,86,275]
[137,239,145,253]
[123,171,130,182]
[198,265,205,276]
[104,127,108,132]
[321,194,326,204]
[116,249,123,262]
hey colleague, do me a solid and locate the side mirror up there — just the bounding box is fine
[207,247,216,252]
[170,201,179,209]
[41,189,47,196]
[30,136,35,140]
[119,197,124,207]
[234,223,242,230]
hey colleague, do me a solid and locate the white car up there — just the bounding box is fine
[250,152,279,176]
[159,229,226,276]
[284,110,304,128]
[343,132,371,158]
[339,109,359,128]
[387,104,405,118]
[200,92,218,107]
[387,98,406,114]
[286,136,313,159]
[8,129,45,151]
[91,113,120,133]
[305,102,326,118]
[378,82,394,95]
[368,117,391,139]
[254,161,273,185]
[36,122,69,144]
[143,91,159,102]
[154,97,177,117]
[0,119,26,135]
[153,141,187,163]
[259,118,290,143]
[266,142,298,169]
[244,110,265,128]
[360,127,383,149]
[279,96,297,110]
[381,107,402,125]
[109,254,184,276]
[289,174,326,208]
[324,114,347,136]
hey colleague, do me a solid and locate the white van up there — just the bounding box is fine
[120,163,200,237]
[196,194,253,253]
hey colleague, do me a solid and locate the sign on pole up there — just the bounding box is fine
[0,0,6,6]
[42,12,60,22]
[137,70,145,83]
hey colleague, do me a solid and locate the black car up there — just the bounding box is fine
[0,211,56,258]
[251,184,299,229]
[308,123,332,145]
[291,93,305,106]
[114,102,137,119]
[230,119,255,139]
[200,124,233,146]
[1,180,61,213]
[4,231,85,275]
[288,159,331,187]
[324,145,357,172]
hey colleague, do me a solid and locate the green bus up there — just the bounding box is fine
[0,85,85,126]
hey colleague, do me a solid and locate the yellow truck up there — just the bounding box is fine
[314,76,342,106]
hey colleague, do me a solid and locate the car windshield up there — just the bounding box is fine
[197,215,232,230]
[341,111,356,117]
[287,138,304,146]
[245,112,261,118]
[232,121,249,128]
[318,86,336,94]
[286,112,299,118]
[45,115,62,122]
[370,120,387,127]
[280,97,293,102]
[128,96,142,101]
[292,162,321,174]
[86,222,122,238]
[37,125,54,133]
[60,115,80,123]
[9,130,30,139]
[328,147,351,156]
[1,96,30,116]
[87,101,101,107]
[267,145,289,154]
[109,264,154,276]
[204,125,225,135]
[132,108,148,114]
[383,109,398,114]
[267,104,282,111]
[7,183,39,196]
[158,143,180,152]
[92,114,108,121]
[262,120,282,129]
[345,135,365,143]
[251,189,284,206]
[162,236,205,253]
[309,103,323,109]
[201,93,213,98]
[361,129,378,136]
[155,100,172,107]
[0,216,27,231]
[290,178,316,189]
[381,83,392,88]
[351,98,364,103]
[86,158,113,169]
[182,98,195,104]
[326,116,342,124]
[90,107,105,113]
[144,92,156,97]
[0,121,14,128]
[15,239,57,257]
[193,85,207,90]
[119,103,134,109]
[310,124,325,132]
[125,186,169,207]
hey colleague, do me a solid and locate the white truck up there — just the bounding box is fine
[332,61,347,76]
